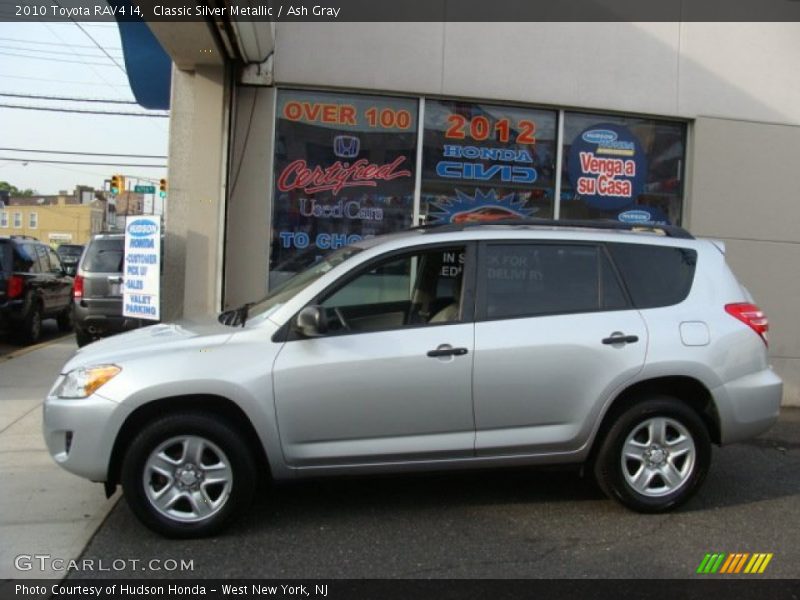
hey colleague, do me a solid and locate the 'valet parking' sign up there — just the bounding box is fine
[123,216,161,321]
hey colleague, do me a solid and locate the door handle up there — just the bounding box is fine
[602,333,639,345]
[427,346,469,358]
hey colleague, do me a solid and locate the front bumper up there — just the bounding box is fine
[43,390,130,482]
[714,367,783,445]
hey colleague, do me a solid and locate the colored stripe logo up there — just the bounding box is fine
[696,553,773,574]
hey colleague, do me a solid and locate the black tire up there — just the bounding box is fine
[74,328,93,347]
[56,302,74,332]
[16,300,43,344]
[120,412,257,538]
[593,396,711,513]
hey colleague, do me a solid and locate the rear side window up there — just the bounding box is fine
[607,243,697,309]
[480,243,627,320]
[82,239,124,273]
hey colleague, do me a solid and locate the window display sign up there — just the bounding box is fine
[123,216,160,321]
[561,113,686,224]
[421,100,557,224]
[271,90,417,284]
[567,124,647,212]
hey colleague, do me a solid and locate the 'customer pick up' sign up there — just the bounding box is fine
[123,216,160,321]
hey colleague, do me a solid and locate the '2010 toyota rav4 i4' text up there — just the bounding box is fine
[43,220,782,537]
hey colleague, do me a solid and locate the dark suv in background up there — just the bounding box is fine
[56,244,84,276]
[0,235,74,343]
[73,233,149,347]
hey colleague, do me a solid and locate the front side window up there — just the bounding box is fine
[317,245,467,334]
[480,243,627,320]
[47,248,63,272]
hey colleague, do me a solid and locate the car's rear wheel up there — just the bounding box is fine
[121,412,257,538]
[16,300,43,344]
[56,302,74,332]
[594,396,711,512]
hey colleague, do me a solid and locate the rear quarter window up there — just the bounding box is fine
[0,242,11,273]
[607,243,697,309]
[13,243,39,273]
[82,239,124,273]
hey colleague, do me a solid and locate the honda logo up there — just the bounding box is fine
[333,135,360,158]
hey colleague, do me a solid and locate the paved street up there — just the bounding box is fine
[0,321,70,360]
[72,410,800,580]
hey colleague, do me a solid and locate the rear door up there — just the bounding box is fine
[472,241,647,456]
[46,247,72,312]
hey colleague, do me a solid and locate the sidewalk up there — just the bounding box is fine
[0,336,119,579]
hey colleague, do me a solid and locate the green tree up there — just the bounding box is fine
[0,181,35,196]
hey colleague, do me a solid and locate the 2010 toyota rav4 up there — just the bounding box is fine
[43,220,782,538]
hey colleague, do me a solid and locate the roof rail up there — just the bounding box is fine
[9,234,40,241]
[417,218,694,240]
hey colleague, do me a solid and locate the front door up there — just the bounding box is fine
[273,244,476,467]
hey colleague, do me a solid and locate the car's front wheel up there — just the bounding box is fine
[121,412,257,538]
[594,397,711,512]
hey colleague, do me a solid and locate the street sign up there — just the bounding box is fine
[134,185,156,194]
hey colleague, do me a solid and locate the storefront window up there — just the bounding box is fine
[421,100,557,225]
[270,90,418,287]
[560,112,686,225]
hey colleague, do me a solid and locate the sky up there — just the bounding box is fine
[0,21,168,196]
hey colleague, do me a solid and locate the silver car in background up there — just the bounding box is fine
[43,221,782,537]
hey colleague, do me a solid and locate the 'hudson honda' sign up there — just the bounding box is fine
[123,216,161,321]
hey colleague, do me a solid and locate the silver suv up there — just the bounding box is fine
[43,221,782,537]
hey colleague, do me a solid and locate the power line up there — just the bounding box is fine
[0,73,131,87]
[0,36,123,52]
[0,104,168,117]
[0,92,138,104]
[0,157,166,168]
[0,44,124,59]
[0,50,122,68]
[0,147,167,159]
[70,19,128,76]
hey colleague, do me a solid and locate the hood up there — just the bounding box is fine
[62,315,238,373]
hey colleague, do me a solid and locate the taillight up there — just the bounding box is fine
[7,275,24,299]
[73,274,84,300]
[725,303,769,346]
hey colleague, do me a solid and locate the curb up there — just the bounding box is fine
[0,334,72,364]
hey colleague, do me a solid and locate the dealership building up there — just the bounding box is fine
[138,21,800,406]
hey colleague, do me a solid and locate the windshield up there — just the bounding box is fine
[247,245,363,320]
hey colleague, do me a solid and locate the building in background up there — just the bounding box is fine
[140,21,800,406]
[1,187,106,245]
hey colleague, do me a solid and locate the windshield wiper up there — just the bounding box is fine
[218,302,253,327]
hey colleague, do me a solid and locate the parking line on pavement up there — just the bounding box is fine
[0,334,72,363]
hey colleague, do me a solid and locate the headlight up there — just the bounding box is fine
[53,365,121,399]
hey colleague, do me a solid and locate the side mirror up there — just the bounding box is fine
[294,305,327,337]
